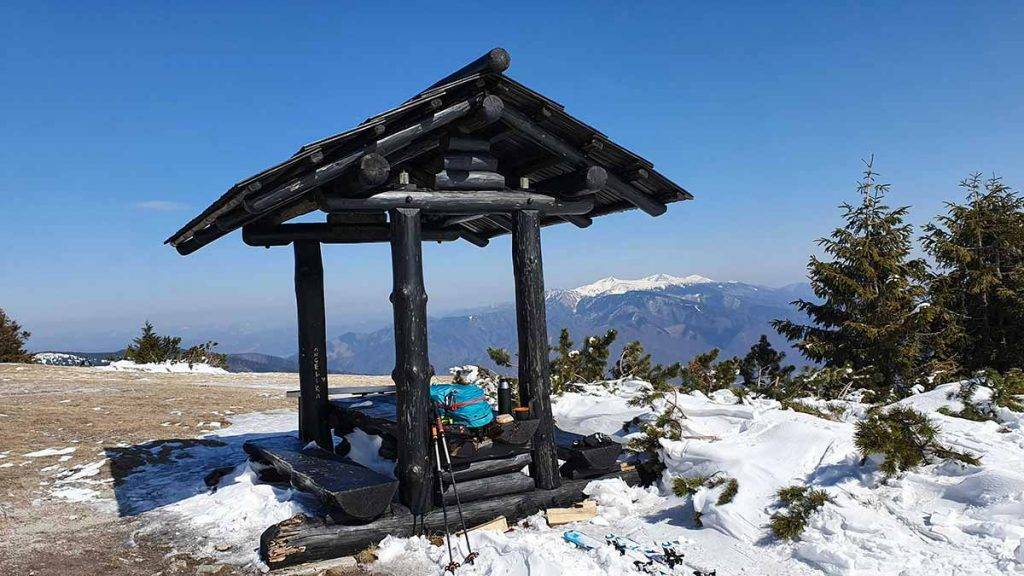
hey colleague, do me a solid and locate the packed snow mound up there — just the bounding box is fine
[100,359,228,374]
[33,352,92,366]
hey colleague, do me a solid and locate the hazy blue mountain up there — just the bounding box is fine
[320,274,810,375]
[226,352,298,373]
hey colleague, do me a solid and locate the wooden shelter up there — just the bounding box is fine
[168,48,690,567]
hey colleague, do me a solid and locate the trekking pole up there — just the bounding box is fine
[432,424,459,573]
[433,404,478,565]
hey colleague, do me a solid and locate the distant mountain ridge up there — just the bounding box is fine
[37,275,810,375]
[323,274,812,375]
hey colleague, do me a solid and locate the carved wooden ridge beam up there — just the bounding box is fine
[319,189,594,216]
[242,223,461,247]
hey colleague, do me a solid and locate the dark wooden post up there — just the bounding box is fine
[511,210,561,489]
[389,208,434,513]
[293,240,333,451]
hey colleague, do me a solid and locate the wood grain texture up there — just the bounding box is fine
[260,468,640,568]
[388,208,434,514]
[293,241,332,451]
[511,210,560,489]
[243,437,397,521]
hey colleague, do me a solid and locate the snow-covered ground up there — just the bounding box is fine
[48,378,1024,574]
[99,359,228,374]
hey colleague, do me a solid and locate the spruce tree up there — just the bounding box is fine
[0,308,33,363]
[922,174,1024,372]
[739,335,795,392]
[772,158,934,395]
[124,321,182,364]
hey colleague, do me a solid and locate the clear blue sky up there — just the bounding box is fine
[2,1,1022,352]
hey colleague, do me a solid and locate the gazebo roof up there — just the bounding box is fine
[166,48,692,255]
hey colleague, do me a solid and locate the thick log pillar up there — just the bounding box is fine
[293,240,333,451]
[388,208,434,513]
[511,210,561,489]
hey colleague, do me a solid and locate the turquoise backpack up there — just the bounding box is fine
[429,384,495,428]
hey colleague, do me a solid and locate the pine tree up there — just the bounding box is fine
[549,328,617,393]
[124,321,182,364]
[678,348,739,395]
[0,308,33,363]
[772,158,934,396]
[612,340,681,387]
[922,174,1024,372]
[739,335,795,392]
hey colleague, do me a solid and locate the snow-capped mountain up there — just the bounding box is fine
[549,274,715,310]
[320,274,813,375]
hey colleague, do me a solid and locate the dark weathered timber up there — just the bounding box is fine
[533,166,608,198]
[454,96,504,134]
[486,213,514,232]
[434,170,505,190]
[319,153,390,197]
[389,208,433,513]
[285,385,397,398]
[450,453,532,483]
[421,47,510,94]
[443,152,499,172]
[559,214,593,228]
[446,136,492,152]
[171,95,484,256]
[511,210,560,489]
[293,240,332,450]
[242,98,482,216]
[500,106,667,217]
[437,471,535,506]
[243,223,459,247]
[261,468,641,568]
[243,437,397,521]
[331,394,401,440]
[322,190,593,215]
[455,228,490,248]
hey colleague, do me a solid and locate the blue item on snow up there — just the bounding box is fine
[429,384,494,428]
[563,530,597,550]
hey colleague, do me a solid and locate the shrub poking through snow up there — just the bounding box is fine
[770,485,832,541]
[987,369,1024,412]
[612,340,682,388]
[628,402,684,471]
[549,328,617,394]
[671,473,739,505]
[780,400,845,421]
[854,406,980,477]
[678,348,740,396]
[672,474,712,497]
[938,370,1024,423]
[790,364,878,401]
[717,478,740,505]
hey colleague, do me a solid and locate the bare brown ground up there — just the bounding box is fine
[0,363,391,575]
